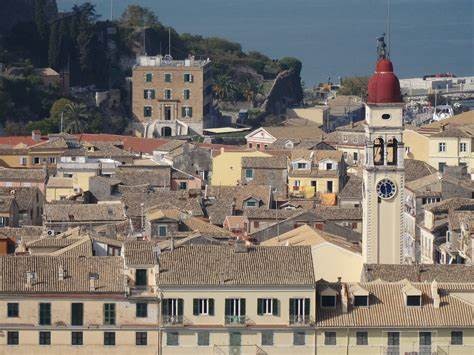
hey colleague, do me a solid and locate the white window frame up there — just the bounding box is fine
[261,298,273,315]
[183,89,191,100]
[198,299,209,315]
[164,89,172,100]
[459,142,467,153]
[438,142,446,152]
[158,225,167,237]
[184,73,193,83]
[229,299,243,316]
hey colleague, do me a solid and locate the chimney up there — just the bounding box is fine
[32,130,41,142]
[26,271,36,287]
[234,239,248,253]
[431,280,440,308]
[58,265,65,281]
[340,283,348,313]
[89,273,98,292]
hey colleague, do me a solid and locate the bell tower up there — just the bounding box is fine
[362,36,405,264]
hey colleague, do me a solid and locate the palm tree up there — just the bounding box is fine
[213,74,237,102]
[242,78,263,106]
[63,103,88,133]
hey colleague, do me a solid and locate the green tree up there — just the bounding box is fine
[120,5,159,27]
[278,57,302,74]
[213,74,238,102]
[63,103,88,133]
[34,0,50,66]
[48,21,61,69]
[339,76,369,97]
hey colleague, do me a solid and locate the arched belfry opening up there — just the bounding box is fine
[387,138,398,166]
[373,138,384,165]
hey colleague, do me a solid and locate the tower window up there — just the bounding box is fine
[387,138,398,166]
[382,113,391,120]
[373,138,384,165]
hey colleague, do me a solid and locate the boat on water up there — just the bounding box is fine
[432,104,454,121]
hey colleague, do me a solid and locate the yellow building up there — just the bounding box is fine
[0,248,160,355]
[288,150,345,200]
[315,279,474,354]
[156,244,316,355]
[211,149,271,186]
[0,242,317,355]
[404,111,474,174]
[404,128,430,161]
[45,177,75,202]
[261,224,363,282]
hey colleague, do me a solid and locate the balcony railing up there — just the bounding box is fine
[225,315,247,326]
[213,345,267,355]
[289,315,312,326]
[163,315,184,326]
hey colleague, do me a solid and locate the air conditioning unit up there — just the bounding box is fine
[47,230,55,236]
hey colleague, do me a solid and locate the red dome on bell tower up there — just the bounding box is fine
[367,58,402,104]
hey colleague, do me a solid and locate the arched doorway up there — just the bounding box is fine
[161,126,172,137]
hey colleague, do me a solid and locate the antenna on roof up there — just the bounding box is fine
[386,0,391,58]
[168,27,171,56]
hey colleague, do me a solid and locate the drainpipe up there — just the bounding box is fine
[157,288,163,355]
[346,328,350,355]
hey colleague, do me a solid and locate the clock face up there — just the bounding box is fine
[376,179,397,199]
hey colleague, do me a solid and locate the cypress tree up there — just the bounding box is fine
[34,0,50,66]
[48,21,60,70]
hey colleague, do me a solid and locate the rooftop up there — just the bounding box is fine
[156,244,315,286]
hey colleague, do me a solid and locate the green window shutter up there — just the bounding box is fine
[209,299,214,316]
[225,299,231,316]
[257,299,263,315]
[304,298,310,316]
[240,299,246,316]
[193,299,199,315]
[178,299,183,316]
[289,299,295,316]
[188,107,193,117]
[272,299,279,316]
[162,299,169,315]
[181,107,186,118]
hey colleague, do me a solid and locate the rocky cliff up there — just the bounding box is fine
[262,68,303,115]
[0,0,58,33]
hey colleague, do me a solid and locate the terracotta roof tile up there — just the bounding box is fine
[156,245,315,286]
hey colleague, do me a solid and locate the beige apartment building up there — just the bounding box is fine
[156,244,316,355]
[132,55,214,137]
[315,280,474,354]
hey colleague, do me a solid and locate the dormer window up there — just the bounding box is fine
[350,284,370,307]
[382,113,391,120]
[406,295,421,307]
[354,295,368,307]
[321,295,336,308]
[326,162,333,170]
[403,282,422,307]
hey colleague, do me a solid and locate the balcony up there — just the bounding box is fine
[163,315,184,326]
[289,315,312,326]
[225,315,247,326]
[213,345,267,355]
[128,286,156,298]
[289,185,315,199]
